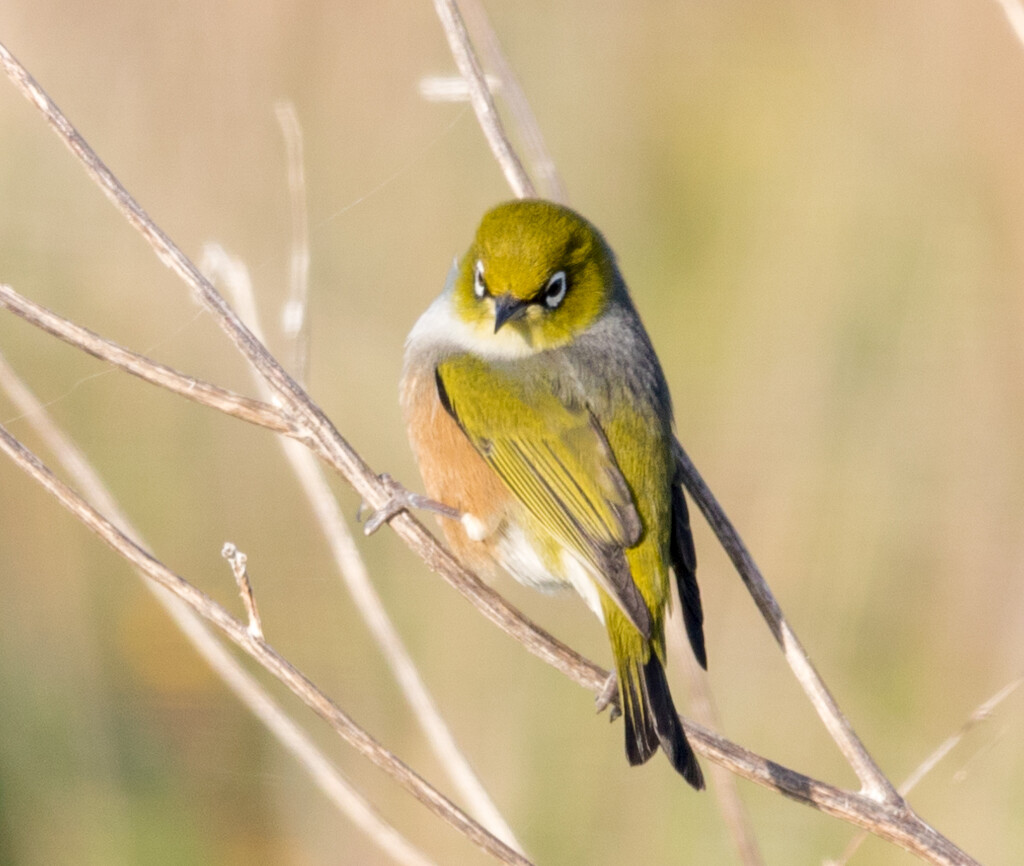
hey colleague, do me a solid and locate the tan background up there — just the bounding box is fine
[0,2,1022,863]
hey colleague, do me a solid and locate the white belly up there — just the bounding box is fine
[493,521,605,624]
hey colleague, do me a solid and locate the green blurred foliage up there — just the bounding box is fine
[0,1,1022,863]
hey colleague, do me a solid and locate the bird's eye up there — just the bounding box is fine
[473,260,488,300]
[543,271,568,309]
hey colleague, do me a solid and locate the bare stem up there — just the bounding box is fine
[0,282,294,436]
[829,676,1023,866]
[674,442,900,803]
[458,0,568,203]
[674,638,765,866]
[430,0,536,198]
[222,543,264,640]
[274,101,313,386]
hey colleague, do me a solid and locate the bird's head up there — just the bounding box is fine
[451,199,617,353]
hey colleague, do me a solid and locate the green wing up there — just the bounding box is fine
[436,355,652,638]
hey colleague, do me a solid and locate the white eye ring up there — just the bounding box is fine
[473,260,487,299]
[543,270,567,308]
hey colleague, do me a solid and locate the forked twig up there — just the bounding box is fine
[828,676,1023,866]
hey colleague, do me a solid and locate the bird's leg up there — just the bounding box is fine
[595,671,622,722]
[360,473,462,535]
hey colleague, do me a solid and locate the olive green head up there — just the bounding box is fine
[452,199,617,352]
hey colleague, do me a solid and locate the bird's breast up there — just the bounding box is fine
[401,362,510,576]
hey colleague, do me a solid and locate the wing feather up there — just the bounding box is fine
[436,356,651,637]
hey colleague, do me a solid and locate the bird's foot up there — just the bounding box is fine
[595,671,621,722]
[360,474,462,535]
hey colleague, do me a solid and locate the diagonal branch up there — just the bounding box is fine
[430,0,536,198]
[674,444,899,802]
[0,283,295,436]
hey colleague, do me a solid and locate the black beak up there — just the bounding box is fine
[493,294,526,333]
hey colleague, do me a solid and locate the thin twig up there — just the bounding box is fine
[222,542,264,641]
[0,352,437,866]
[674,443,900,804]
[430,0,536,198]
[419,73,501,102]
[0,283,295,436]
[674,638,765,866]
[458,0,568,203]
[274,101,312,386]
[901,677,1022,793]
[0,421,532,866]
[203,243,526,853]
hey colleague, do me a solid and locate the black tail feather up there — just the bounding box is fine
[621,659,657,766]
[644,654,704,789]
[620,654,704,790]
[670,482,707,669]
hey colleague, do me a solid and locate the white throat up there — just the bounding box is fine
[406,290,541,361]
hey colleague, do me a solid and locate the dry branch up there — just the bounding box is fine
[0,282,294,436]
[829,676,1023,866]
[674,445,899,803]
[458,0,568,203]
[430,0,536,197]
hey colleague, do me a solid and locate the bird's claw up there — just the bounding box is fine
[360,474,461,536]
[360,474,409,535]
[595,671,621,722]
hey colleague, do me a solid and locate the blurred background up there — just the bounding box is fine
[1,1,1022,863]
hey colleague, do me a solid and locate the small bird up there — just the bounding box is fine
[394,199,706,788]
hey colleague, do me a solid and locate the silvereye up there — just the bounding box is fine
[399,199,706,789]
